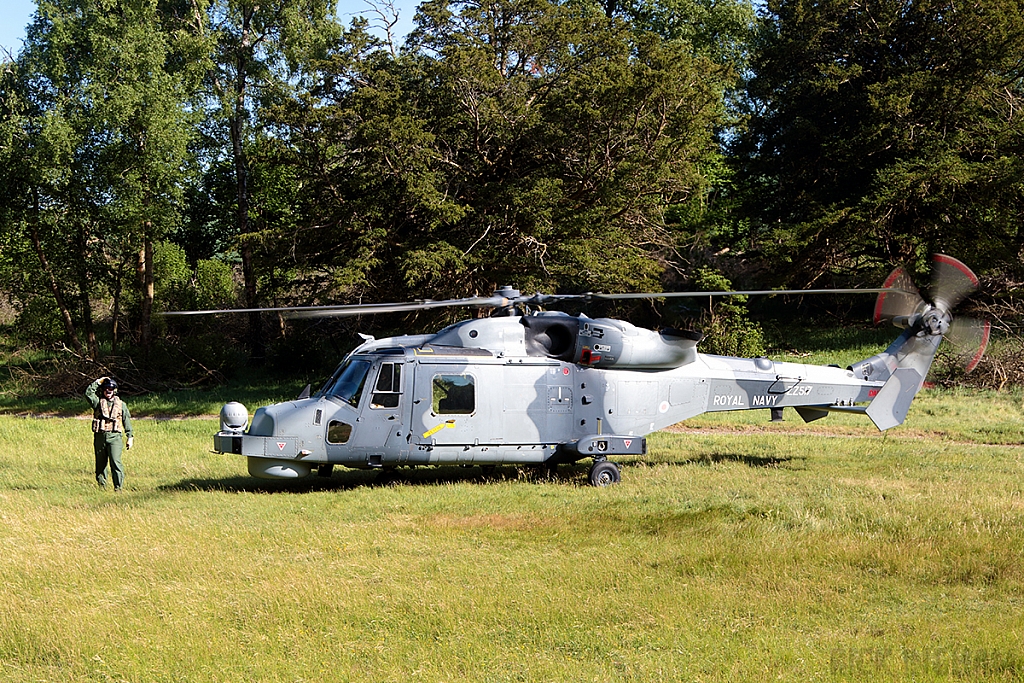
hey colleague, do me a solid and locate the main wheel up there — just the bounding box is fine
[588,460,621,487]
[316,464,334,478]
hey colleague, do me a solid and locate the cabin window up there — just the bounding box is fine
[323,358,371,406]
[432,374,475,414]
[327,421,353,444]
[371,362,402,409]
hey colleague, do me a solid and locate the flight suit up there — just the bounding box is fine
[85,378,134,490]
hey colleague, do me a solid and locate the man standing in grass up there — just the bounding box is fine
[85,376,134,491]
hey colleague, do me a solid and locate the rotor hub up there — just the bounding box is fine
[921,308,951,336]
[493,286,521,300]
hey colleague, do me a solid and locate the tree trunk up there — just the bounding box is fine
[242,240,264,361]
[232,110,265,360]
[28,220,84,356]
[138,230,154,354]
[230,8,264,362]
[111,257,123,354]
[79,286,99,360]
[76,225,99,359]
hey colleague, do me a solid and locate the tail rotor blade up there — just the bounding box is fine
[930,254,980,312]
[873,266,925,325]
[946,316,991,373]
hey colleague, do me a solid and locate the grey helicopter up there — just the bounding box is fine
[166,254,988,486]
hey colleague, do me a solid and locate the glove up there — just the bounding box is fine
[126,437,134,450]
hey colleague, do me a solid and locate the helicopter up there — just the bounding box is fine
[166,254,989,486]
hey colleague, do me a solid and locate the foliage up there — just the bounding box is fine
[151,241,238,311]
[618,0,757,69]
[691,266,766,356]
[264,0,732,308]
[153,241,193,306]
[736,0,1024,284]
[192,258,238,310]
[10,297,66,347]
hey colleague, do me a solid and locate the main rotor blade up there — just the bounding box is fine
[161,295,510,319]
[930,254,980,312]
[163,286,914,319]
[530,287,908,306]
[283,295,510,319]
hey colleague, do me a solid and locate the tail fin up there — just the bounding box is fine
[851,329,942,430]
[864,367,925,431]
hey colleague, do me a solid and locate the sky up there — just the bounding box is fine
[0,0,419,57]
[1,0,35,56]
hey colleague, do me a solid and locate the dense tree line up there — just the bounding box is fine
[1,0,1021,381]
[736,0,1024,287]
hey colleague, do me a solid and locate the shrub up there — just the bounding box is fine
[692,267,766,357]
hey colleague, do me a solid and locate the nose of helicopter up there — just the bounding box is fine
[213,398,327,479]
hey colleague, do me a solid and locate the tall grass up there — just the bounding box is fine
[1,404,1022,682]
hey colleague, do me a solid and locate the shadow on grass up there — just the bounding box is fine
[159,454,795,494]
[689,452,797,468]
[159,462,595,494]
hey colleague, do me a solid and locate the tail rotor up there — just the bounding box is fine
[874,254,989,372]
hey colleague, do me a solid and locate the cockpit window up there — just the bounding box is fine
[371,362,402,409]
[322,358,371,406]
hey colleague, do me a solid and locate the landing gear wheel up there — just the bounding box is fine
[589,460,620,487]
[317,464,334,478]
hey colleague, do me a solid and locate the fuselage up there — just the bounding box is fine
[214,313,887,479]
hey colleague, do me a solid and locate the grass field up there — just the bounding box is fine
[1,391,1023,682]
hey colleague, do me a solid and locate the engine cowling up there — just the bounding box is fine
[523,313,701,369]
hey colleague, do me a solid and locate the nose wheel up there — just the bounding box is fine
[588,458,621,487]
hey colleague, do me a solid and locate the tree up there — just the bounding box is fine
[615,0,756,69]
[199,0,338,358]
[0,54,86,353]
[4,0,202,358]
[736,0,1024,284]
[268,0,730,308]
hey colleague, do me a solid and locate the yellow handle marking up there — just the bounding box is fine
[422,420,456,438]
